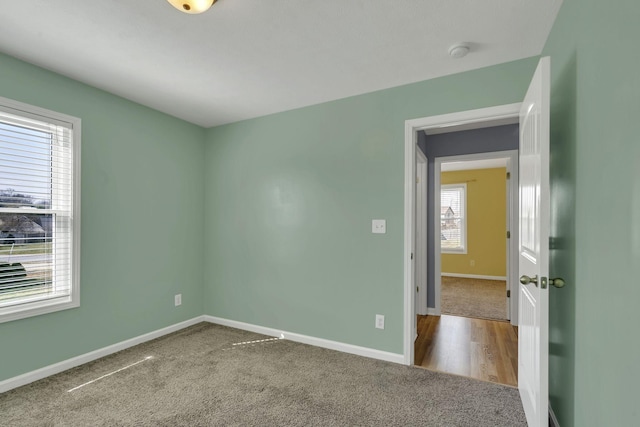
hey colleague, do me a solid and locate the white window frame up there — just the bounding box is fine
[440,183,467,254]
[0,96,81,323]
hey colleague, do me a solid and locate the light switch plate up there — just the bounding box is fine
[372,219,386,234]
[375,314,385,329]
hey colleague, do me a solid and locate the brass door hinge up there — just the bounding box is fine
[506,172,511,179]
[507,231,511,239]
[507,290,511,298]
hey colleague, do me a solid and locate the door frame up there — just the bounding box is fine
[403,103,521,365]
[433,150,519,322]
[415,148,428,316]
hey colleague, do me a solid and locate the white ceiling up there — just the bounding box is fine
[0,0,562,128]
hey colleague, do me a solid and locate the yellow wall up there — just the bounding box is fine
[441,167,506,277]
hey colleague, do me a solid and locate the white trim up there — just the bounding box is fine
[0,316,205,393]
[403,120,417,365]
[415,148,428,316]
[441,273,507,281]
[506,152,519,324]
[433,161,442,315]
[440,182,467,254]
[0,314,405,395]
[549,402,560,427]
[441,157,508,171]
[426,308,439,316]
[0,95,81,127]
[72,115,82,322]
[407,104,521,135]
[404,103,521,366]
[204,315,405,364]
[0,95,82,324]
[434,150,519,325]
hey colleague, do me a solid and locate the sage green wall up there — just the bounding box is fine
[0,53,205,382]
[203,58,538,353]
[4,3,635,422]
[543,0,640,425]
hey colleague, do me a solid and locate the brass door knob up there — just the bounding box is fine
[519,275,538,285]
[549,277,565,288]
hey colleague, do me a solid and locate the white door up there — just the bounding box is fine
[518,56,550,427]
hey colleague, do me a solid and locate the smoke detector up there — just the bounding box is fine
[448,43,470,59]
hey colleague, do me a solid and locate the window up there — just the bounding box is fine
[0,97,80,323]
[440,183,466,253]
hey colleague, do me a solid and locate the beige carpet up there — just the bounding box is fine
[441,276,507,320]
[0,322,526,426]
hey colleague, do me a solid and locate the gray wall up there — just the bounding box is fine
[417,124,519,308]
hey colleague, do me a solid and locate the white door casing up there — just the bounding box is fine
[518,56,550,427]
[505,156,519,322]
[415,149,428,316]
[404,103,521,365]
[433,150,519,321]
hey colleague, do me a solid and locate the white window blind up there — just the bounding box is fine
[0,97,80,323]
[441,184,466,253]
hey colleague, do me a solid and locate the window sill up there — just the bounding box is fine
[442,248,467,255]
[0,296,79,323]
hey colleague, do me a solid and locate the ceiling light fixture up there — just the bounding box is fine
[448,43,470,59]
[167,0,217,14]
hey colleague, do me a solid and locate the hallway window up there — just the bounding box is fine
[441,184,466,253]
[0,96,81,323]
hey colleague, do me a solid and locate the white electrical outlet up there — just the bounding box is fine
[174,294,182,306]
[470,260,475,267]
[375,314,385,329]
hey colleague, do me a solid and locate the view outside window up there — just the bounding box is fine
[0,122,54,304]
[441,184,466,252]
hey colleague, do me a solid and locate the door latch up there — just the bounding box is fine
[519,275,538,287]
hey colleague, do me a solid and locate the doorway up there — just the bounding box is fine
[403,103,521,367]
[435,151,518,322]
[405,58,551,425]
[414,149,519,387]
[414,147,520,387]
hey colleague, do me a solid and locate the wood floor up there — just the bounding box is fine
[414,314,518,387]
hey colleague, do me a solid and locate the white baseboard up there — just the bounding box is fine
[1,314,406,394]
[0,316,205,394]
[549,402,560,427]
[426,308,440,316]
[203,315,405,364]
[441,273,507,281]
